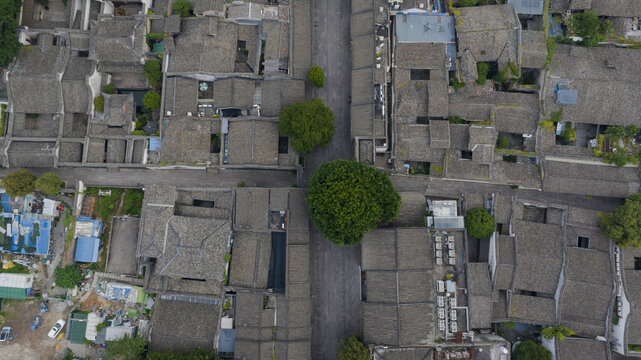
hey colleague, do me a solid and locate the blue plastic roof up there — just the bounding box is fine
[557,89,578,105]
[218,329,235,353]
[396,13,455,43]
[75,236,100,263]
[508,0,544,15]
[149,137,161,151]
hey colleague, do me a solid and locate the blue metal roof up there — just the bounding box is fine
[218,329,235,353]
[75,236,100,263]
[396,13,455,43]
[557,89,578,105]
[148,137,161,151]
[508,0,544,15]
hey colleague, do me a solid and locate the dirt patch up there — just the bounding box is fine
[80,291,125,314]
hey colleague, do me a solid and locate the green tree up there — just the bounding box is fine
[307,65,325,88]
[465,207,496,239]
[103,83,116,94]
[1,170,36,197]
[0,0,22,67]
[105,335,147,360]
[146,348,217,360]
[54,265,82,288]
[172,0,192,18]
[496,136,509,149]
[542,326,575,341]
[124,189,144,216]
[476,62,490,85]
[34,172,65,196]
[571,10,612,47]
[279,98,335,153]
[605,126,626,138]
[513,340,552,360]
[144,60,162,87]
[455,0,477,7]
[626,124,640,137]
[94,96,105,112]
[338,335,370,360]
[599,193,641,247]
[604,152,628,167]
[306,160,401,246]
[143,91,161,111]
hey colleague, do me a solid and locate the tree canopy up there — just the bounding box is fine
[1,170,36,197]
[143,91,161,111]
[338,335,370,360]
[570,10,612,47]
[465,207,496,239]
[54,265,82,289]
[105,335,147,360]
[279,98,335,153]
[513,340,552,360]
[0,0,22,68]
[146,348,217,360]
[34,172,65,196]
[307,65,325,88]
[306,160,401,246]
[94,96,105,112]
[599,193,641,247]
[172,0,192,18]
[144,60,162,88]
[542,326,575,341]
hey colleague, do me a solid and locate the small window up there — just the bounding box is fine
[461,150,473,160]
[278,136,289,154]
[410,69,430,80]
[577,236,590,249]
[193,199,215,208]
[635,257,641,270]
[78,50,89,58]
[416,116,429,124]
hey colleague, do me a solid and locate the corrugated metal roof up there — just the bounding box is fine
[0,273,33,289]
[557,89,578,104]
[508,0,544,15]
[433,216,465,229]
[69,314,88,344]
[0,286,27,299]
[396,13,455,44]
[74,236,100,263]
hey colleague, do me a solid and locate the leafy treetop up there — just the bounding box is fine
[599,193,641,247]
[143,91,161,111]
[172,0,192,18]
[1,170,36,197]
[513,340,552,360]
[0,0,22,67]
[105,334,147,360]
[307,65,325,88]
[54,265,82,289]
[570,10,612,47]
[542,326,575,341]
[338,335,371,360]
[144,60,162,88]
[278,98,335,153]
[464,207,496,239]
[306,160,401,246]
[34,172,65,196]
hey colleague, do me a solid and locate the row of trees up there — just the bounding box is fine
[1,170,65,197]
[0,0,22,67]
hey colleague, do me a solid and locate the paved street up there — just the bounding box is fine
[0,167,297,189]
[305,0,360,358]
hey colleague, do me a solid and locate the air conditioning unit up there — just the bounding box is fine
[419,3,424,8]
[187,112,192,116]
[166,111,172,116]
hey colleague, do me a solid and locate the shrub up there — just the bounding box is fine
[542,326,575,341]
[1,170,36,197]
[143,91,161,111]
[102,83,116,94]
[464,207,496,239]
[123,189,144,216]
[338,335,370,360]
[546,37,557,65]
[626,124,640,137]
[513,340,552,360]
[279,98,335,153]
[144,60,162,87]
[557,123,576,144]
[172,0,192,17]
[452,77,465,90]
[570,10,612,47]
[94,96,105,112]
[105,335,147,360]
[496,136,509,149]
[131,130,147,136]
[493,68,509,84]
[448,116,466,124]
[54,265,82,288]
[307,160,401,246]
[605,125,626,138]
[476,62,490,85]
[604,152,628,167]
[508,61,519,77]
[599,193,641,247]
[455,0,477,7]
[34,172,65,196]
[307,65,325,88]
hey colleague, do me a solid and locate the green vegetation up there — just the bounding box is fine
[496,136,509,149]
[224,253,231,263]
[102,83,116,95]
[306,160,401,246]
[86,187,122,220]
[542,326,575,341]
[0,104,7,136]
[629,344,641,352]
[545,37,557,66]
[307,65,325,88]
[54,265,82,289]
[603,152,628,167]
[105,335,147,360]
[455,0,477,7]
[507,61,519,77]
[557,123,576,144]
[146,33,167,50]
[1,170,36,197]
[613,316,619,325]
[131,130,147,136]
[338,335,371,360]
[172,0,192,18]
[0,0,22,67]
[0,263,29,274]
[135,116,149,129]
[124,189,144,216]
[599,193,641,247]
[96,320,109,333]
[34,172,65,196]
[605,126,626,138]
[476,62,490,85]
[236,182,245,187]
[36,0,47,6]
[464,207,496,239]
[451,77,465,90]
[147,348,218,360]
[627,125,640,137]
[143,91,161,111]
[569,10,613,47]
[144,60,162,88]
[513,340,552,360]
[492,68,509,84]
[448,116,467,124]
[501,321,516,329]
[94,96,105,112]
[279,98,335,153]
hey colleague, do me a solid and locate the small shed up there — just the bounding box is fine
[74,236,100,263]
[0,273,33,299]
[69,312,88,344]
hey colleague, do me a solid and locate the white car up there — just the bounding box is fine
[47,319,66,339]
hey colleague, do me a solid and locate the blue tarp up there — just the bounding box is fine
[149,137,161,151]
[75,236,100,263]
[1,194,10,213]
[4,214,50,256]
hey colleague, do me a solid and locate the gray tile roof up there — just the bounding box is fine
[229,231,271,289]
[234,187,269,231]
[260,79,305,117]
[521,30,547,69]
[429,120,450,149]
[90,18,145,64]
[467,263,492,329]
[160,117,215,163]
[163,77,198,116]
[291,0,311,78]
[95,93,135,127]
[150,298,220,352]
[556,338,609,360]
[514,220,563,294]
[543,160,640,198]
[509,293,556,324]
[456,5,520,63]
[7,141,56,167]
[227,120,279,166]
[396,42,446,70]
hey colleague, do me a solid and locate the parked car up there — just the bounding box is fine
[0,326,12,341]
[31,316,41,330]
[47,319,66,339]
